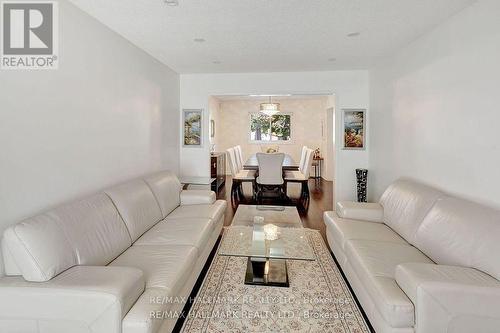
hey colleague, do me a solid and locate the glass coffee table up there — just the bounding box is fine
[219,205,315,287]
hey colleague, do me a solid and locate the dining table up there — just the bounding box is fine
[243,153,299,171]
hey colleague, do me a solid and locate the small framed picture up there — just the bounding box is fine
[183,109,203,147]
[342,109,366,150]
[210,119,215,138]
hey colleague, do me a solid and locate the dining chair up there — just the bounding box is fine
[284,148,314,199]
[234,145,244,171]
[226,147,256,202]
[298,146,308,171]
[255,152,285,204]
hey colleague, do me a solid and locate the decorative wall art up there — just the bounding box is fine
[183,109,203,147]
[342,109,366,150]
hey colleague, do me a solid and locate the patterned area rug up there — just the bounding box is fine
[182,229,370,333]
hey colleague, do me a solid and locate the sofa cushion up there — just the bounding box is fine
[2,218,73,282]
[110,245,197,296]
[134,218,213,250]
[47,266,145,316]
[0,266,145,332]
[2,194,131,282]
[345,239,433,328]
[144,171,182,218]
[414,197,500,280]
[395,263,500,304]
[379,179,446,244]
[167,200,226,222]
[324,212,407,251]
[122,287,172,333]
[105,179,163,242]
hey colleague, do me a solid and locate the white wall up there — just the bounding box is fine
[180,71,370,204]
[325,108,335,181]
[214,97,331,179]
[369,0,500,207]
[0,1,180,275]
[324,95,336,181]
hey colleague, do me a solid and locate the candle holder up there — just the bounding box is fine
[263,223,279,241]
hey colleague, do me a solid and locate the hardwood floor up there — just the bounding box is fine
[216,176,333,242]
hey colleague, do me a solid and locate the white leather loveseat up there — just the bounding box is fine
[324,179,500,333]
[0,170,226,333]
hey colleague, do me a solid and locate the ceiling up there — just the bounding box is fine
[69,0,475,74]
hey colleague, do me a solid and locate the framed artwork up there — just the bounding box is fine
[183,109,203,147]
[210,119,215,138]
[342,109,366,150]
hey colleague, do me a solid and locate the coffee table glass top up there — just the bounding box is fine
[231,205,303,228]
[219,205,315,261]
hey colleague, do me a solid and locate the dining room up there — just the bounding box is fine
[208,94,335,211]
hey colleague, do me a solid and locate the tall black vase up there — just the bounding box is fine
[356,169,368,203]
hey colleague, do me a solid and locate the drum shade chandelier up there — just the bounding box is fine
[259,96,280,116]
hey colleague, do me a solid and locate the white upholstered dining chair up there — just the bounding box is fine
[226,147,256,202]
[284,147,313,199]
[255,152,285,203]
[298,146,307,171]
[234,145,244,171]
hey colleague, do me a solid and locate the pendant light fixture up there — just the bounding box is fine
[259,96,280,116]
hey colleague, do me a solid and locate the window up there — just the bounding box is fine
[250,113,291,142]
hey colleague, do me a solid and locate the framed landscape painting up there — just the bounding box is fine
[342,109,366,150]
[183,109,203,147]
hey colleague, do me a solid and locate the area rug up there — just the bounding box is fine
[181,229,370,333]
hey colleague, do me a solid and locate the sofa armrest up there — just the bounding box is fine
[335,201,384,222]
[0,266,145,333]
[395,263,500,333]
[180,190,216,205]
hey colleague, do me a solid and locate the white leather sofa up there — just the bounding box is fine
[0,170,226,333]
[324,179,500,333]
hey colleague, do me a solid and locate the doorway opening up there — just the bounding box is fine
[207,93,336,232]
